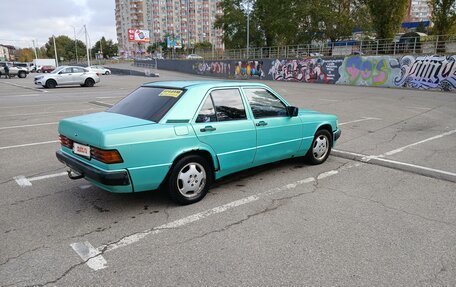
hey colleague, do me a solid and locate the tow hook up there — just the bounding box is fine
[67,169,84,180]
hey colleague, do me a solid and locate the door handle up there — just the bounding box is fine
[200,126,216,132]
[255,121,268,127]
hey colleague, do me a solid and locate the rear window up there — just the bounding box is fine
[107,86,184,122]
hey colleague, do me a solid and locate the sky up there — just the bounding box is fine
[0,0,117,49]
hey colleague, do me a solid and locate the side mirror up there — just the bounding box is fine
[286,106,299,117]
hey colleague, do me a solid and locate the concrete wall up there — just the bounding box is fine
[151,55,456,92]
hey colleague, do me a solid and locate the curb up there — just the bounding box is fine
[332,149,456,183]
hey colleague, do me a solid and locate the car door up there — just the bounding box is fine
[192,88,256,173]
[243,87,302,165]
[71,67,85,84]
[57,67,74,85]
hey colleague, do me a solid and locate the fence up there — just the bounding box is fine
[161,35,456,60]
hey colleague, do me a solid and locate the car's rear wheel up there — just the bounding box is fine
[167,155,212,205]
[18,71,26,78]
[105,71,110,75]
[45,79,57,89]
[84,78,95,87]
[306,129,332,165]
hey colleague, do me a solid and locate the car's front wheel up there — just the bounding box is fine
[105,71,110,75]
[45,79,57,89]
[84,78,95,87]
[306,129,332,165]
[18,71,26,78]
[167,155,212,205]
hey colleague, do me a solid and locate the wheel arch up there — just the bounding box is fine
[316,123,334,146]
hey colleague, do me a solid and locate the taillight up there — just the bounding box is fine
[59,135,73,149]
[91,147,123,164]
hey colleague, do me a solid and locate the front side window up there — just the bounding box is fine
[244,88,287,118]
[196,96,216,123]
[108,87,184,122]
[62,67,73,74]
[210,89,246,121]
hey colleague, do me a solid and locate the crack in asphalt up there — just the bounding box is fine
[0,245,47,267]
[329,187,456,228]
[341,104,444,145]
[69,226,112,239]
[176,202,284,245]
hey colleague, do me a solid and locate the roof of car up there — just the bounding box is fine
[142,80,269,89]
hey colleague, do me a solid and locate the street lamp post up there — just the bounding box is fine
[241,0,253,59]
[71,25,79,63]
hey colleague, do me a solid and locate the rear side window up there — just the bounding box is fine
[108,87,184,122]
[244,88,287,118]
[210,89,247,121]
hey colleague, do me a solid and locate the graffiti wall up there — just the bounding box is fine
[155,55,456,92]
[268,58,342,83]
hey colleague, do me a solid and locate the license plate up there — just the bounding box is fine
[73,142,91,158]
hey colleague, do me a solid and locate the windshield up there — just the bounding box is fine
[51,67,63,74]
[107,86,185,122]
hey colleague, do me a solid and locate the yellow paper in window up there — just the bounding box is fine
[159,89,182,97]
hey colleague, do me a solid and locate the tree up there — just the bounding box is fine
[364,0,409,39]
[91,37,118,59]
[194,41,213,50]
[430,0,456,35]
[16,48,35,62]
[44,35,86,61]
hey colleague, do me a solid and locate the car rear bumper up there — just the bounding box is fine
[56,150,130,186]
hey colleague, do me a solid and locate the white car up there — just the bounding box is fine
[186,54,203,59]
[88,65,111,75]
[34,66,100,88]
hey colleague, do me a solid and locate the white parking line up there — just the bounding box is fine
[383,129,456,156]
[71,242,107,271]
[0,122,57,130]
[0,108,101,118]
[14,172,67,187]
[0,140,59,151]
[339,117,382,126]
[71,163,357,270]
[0,81,48,92]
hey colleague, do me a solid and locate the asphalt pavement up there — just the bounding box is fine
[1,68,455,286]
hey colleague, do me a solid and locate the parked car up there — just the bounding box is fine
[0,62,29,78]
[37,65,55,73]
[88,65,111,75]
[56,81,341,205]
[186,54,203,59]
[34,66,100,88]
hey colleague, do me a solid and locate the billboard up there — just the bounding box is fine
[166,36,182,49]
[128,29,150,43]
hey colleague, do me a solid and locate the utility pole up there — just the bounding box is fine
[72,26,79,63]
[84,25,90,67]
[53,35,59,67]
[32,40,38,60]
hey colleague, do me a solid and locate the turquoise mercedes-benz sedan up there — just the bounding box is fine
[56,81,341,204]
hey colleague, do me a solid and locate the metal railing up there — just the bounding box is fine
[161,34,456,60]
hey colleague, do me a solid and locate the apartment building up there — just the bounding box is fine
[406,0,432,22]
[115,0,224,56]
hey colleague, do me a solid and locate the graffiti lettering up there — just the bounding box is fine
[268,58,341,83]
[192,62,231,75]
[395,55,456,91]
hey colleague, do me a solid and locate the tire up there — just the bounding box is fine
[104,71,110,75]
[306,129,332,165]
[18,71,26,78]
[167,155,212,205]
[84,78,95,87]
[45,79,57,89]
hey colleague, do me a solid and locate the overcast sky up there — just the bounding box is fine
[0,0,117,48]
